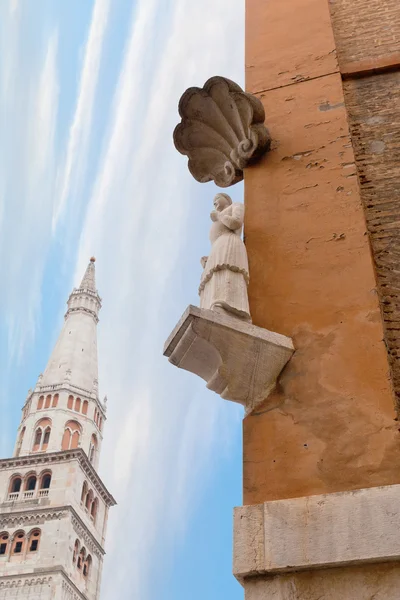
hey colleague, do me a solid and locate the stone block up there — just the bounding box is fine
[234,484,400,583]
[164,305,294,413]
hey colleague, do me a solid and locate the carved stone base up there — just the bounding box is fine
[234,485,400,599]
[163,305,294,413]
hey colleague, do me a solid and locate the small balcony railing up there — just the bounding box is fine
[5,489,50,503]
[7,492,19,501]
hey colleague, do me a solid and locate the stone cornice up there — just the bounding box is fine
[0,507,68,529]
[0,449,116,507]
[65,305,99,324]
[0,567,89,600]
[0,505,105,557]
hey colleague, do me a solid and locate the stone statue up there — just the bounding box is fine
[199,193,251,321]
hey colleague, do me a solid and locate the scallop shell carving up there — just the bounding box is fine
[173,76,271,188]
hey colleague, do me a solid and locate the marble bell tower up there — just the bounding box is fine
[0,258,115,599]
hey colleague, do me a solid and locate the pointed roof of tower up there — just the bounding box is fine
[38,258,102,393]
[79,256,97,292]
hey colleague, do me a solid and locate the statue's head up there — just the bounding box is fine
[213,193,232,212]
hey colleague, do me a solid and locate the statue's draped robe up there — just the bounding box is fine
[199,202,251,320]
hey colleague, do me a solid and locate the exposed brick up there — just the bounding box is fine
[343,71,400,407]
[329,0,400,74]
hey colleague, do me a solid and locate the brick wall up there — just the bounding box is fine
[329,0,400,408]
[243,0,400,505]
[329,0,400,74]
[343,72,400,406]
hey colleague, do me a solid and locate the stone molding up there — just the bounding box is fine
[0,506,104,557]
[0,575,53,589]
[65,305,100,324]
[0,568,88,600]
[0,508,67,529]
[0,449,116,507]
[234,484,400,582]
[62,578,87,600]
[173,76,271,187]
[164,305,293,412]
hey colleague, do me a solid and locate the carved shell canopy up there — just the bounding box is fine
[173,76,271,188]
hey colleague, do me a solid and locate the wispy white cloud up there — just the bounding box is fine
[52,0,111,230]
[74,0,244,597]
[0,0,244,592]
[0,22,59,361]
[0,8,59,455]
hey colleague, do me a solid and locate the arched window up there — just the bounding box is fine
[82,400,88,415]
[33,419,51,452]
[90,498,98,524]
[22,403,29,420]
[81,482,88,504]
[89,434,98,464]
[85,490,93,511]
[75,397,81,413]
[42,427,51,450]
[44,395,51,409]
[99,417,103,431]
[62,428,71,450]
[73,539,80,564]
[40,472,52,490]
[33,429,42,451]
[28,529,41,552]
[52,394,59,408]
[83,554,92,578]
[25,475,37,491]
[11,531,25,555]
[15,427,25,457]
[68,395,74,410]
[77,547,86,570]
[94,409,98,424]
[9,475,22,494]
[72,431,80,449]
[62,421,81,450]
[0,533,9,556]
[37,396,44,410]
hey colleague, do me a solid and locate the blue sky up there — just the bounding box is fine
[0,0,244,598]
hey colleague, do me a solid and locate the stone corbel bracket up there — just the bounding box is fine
[173,76,271,187]
[163,305,294,413]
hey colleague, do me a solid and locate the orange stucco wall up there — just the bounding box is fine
[243,0,400,504]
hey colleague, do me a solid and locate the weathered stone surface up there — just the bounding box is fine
[173,76,271,187]
[164,305,293,412]
[234,484,400,581]
[244,563,400,600]
[233,504,264,578]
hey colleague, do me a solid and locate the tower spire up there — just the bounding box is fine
[39,258,102,393]
[79,256,97,292]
